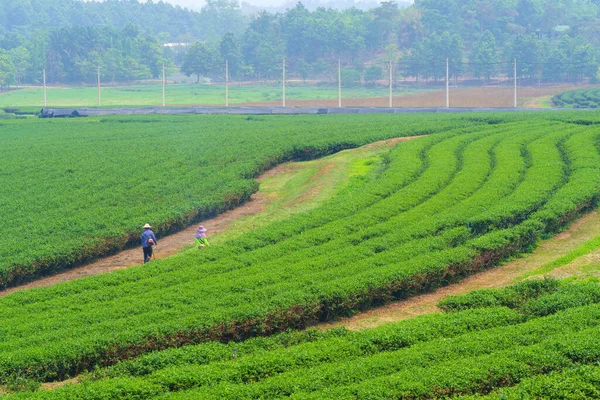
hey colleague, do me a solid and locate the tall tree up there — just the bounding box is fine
[371,1,400,48]
[416,32,464,81]
[0,49,15,90]
[9,46,29,86]
[543,35,570,81]
[282,2,311,61]
[569,35,598,81]
[471,30,498,81]
[242,11,285,79]
[182,41,217,82]
[397,7,424,49]
[516,0,543,33]
[136,35,164,78]
[504,33,542,79]
[414,0,461,35]
[403,41,427,82]
[25,30,46,82]
[45,28,68,82]
[219,32,242,78]
[364,65,383,83]
[331,8,368,60]
[199,0,245,44]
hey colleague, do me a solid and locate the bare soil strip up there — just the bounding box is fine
[245,86,578,108]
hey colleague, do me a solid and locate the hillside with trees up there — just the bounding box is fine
[0,0,599,87]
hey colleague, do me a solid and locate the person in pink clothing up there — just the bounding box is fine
[194,225,209,249]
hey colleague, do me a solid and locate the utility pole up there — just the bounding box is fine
[282,58,286,108]
[514,59,517,108]
[97,66,101,107]
[162,63,165,107]
[446,58,449,108]
[338,58,342,108]
[225,60,229,107]
[43,68,47,107]
[389,60,393,108]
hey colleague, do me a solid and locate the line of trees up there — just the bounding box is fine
[0,0,599,89]
[181,0,600,85]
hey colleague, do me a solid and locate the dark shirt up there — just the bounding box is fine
[141,229,157,248]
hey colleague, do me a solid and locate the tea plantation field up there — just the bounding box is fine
[0,113,474,288]
[9,279,600,399]
[2,111,600,398]
[553,87,600,108]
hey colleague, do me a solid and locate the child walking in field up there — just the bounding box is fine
[194,225,209,249]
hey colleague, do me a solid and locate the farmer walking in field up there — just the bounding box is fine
[195,225,210,249]
[141,223,158,263]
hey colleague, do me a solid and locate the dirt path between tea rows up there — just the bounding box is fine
[0,136,417,298]
[321,211,600,331]
[0,170,280,298]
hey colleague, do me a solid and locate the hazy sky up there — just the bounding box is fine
[158,0,412,10]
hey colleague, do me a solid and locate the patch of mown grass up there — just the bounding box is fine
[528,235,600,276]
[211,139,398,245]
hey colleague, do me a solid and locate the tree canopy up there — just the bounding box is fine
[0,0,599,86]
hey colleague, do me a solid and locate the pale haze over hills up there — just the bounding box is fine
[154,0,412,10]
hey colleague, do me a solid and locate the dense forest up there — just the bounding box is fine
[0,0,599,87]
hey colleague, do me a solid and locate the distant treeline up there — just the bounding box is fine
[0,0,599,86]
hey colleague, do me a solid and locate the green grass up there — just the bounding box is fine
[213,141,393,245]
[521,235,600,278]
[538,97,553,108]
[0,83,426,108]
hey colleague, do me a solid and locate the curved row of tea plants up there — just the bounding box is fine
[460,365,600,399]
[7,280,600,399]
[0,113,482,289]
[1,116,600,387]
[552,87,600,108]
